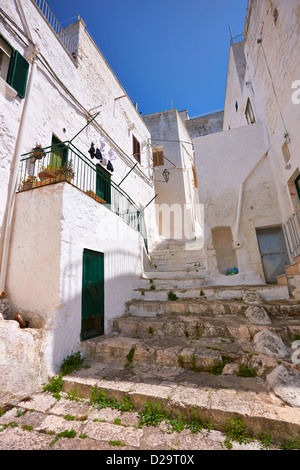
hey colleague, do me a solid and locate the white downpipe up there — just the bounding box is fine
[0,55,37,296]
[233,149,269,249]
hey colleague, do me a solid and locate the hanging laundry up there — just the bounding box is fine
[102,156,108,166]
[100,136,106,152]
[107,160,114,172]
[108,148,117,161]
[88,142,95,159]
[95,148,103,161]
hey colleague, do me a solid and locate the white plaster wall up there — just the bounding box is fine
[0,314,43,396]
[143,109,198,240]
[223,0,300,228]
[0,0,157,257]
[193,122,283,284]
[6,182,146,375]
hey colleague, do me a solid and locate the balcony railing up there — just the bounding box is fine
[230,34,245,46]
[31,0,77,61]
[18,142,148,250]
[283,210,300,259]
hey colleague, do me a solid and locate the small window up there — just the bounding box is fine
[245,98,256,125]
[153,148,164,167]
[133,135,141,163]
[0,38,11,81]
[0,35,29,99]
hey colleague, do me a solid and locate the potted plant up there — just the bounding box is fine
[30,144,46,164]
[21,175,38,191]
[54,161,75,183]
[85,189,105,203]
[38,165,56,181]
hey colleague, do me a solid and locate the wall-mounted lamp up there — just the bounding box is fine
[162,169,170,183]
[284,133,291,144]
[154,169,170,184]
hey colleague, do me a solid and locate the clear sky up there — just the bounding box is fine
[45,0,248,118]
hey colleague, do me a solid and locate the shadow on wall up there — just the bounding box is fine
[211,226,238,275]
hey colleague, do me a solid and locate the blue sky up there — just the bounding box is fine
[45,0,247,118]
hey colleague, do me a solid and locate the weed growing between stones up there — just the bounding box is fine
[43,352,86,399]
[223,417,253,445]
[109,440,126,447]
[237,363,257,378]
[89,387,134,413]
[168,291,178,301]
[125,346,136,368]
[49,429,77,446]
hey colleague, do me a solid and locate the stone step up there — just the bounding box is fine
[62,361,300,442]
[277,274,287,286]
[285,262,300,275]
[84,335,224,371]
[130,284,290,308]
[112,313,300,344]
[148,261,207,272]
[138,277,207,291]
[150,250,205,261]
[143,269,207,279]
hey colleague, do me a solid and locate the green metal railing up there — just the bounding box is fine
[18,141,148,250]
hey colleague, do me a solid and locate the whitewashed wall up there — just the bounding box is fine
[223,0,300,228]
[143,109,199,240]
[193,122,282,285]
[6,182,146,376]
[0,0,158,253]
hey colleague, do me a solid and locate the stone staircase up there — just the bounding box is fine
[64,240,300,441]
[277,255,300,299]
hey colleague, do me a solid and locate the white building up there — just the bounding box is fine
[1,0,299,398]
[0,0,158,388]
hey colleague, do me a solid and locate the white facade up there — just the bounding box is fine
[0,0,158,377]
[143,109,201,241]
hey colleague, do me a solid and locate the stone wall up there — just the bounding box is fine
[0,314,44,398]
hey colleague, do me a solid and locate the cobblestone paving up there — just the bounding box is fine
[0,391,267,451]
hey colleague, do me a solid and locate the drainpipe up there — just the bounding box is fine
[0,46,39,296]
[233,149,269,250]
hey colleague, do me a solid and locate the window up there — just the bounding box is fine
[96,164,111,204]
[0,35,29,98]
[153,148,164,167]
[245,98,256,125]
[132,135,141,163]
[0,38,11,81]
[50,135,68,168]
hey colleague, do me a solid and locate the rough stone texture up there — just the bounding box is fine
[253,330,291,358]
[245,306,272,325]
[242,292,264,305]
[0,315,43,397]
[266,366,300,408]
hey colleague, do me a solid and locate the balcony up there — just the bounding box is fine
[18,141,148,250]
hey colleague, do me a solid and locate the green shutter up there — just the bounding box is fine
[7,50,29,99]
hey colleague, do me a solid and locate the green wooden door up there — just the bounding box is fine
[82,249,104,340]
[50,135,68,169]
[96,164,111,204]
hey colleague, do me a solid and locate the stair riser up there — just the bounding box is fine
[86,343,223,370]
[132,289,214,301]
[126,302,242,317]
[113,318,231,340]
[138,278,206,290]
